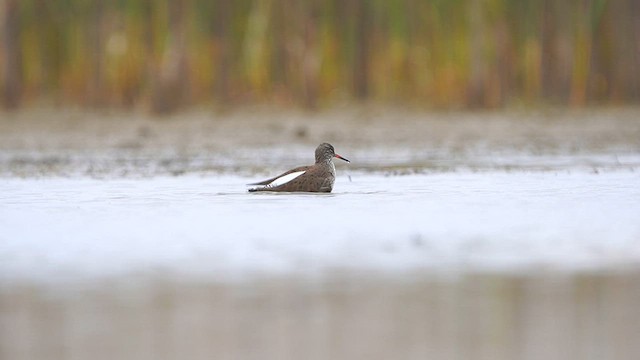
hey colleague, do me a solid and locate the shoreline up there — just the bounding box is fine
[1,107,639,177]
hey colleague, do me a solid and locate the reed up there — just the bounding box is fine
[1,0,638,112]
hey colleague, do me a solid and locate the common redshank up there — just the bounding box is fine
[248,143,350,193]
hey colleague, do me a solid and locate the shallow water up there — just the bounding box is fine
[2,171,639,284]
[2,171,640,360]
[2,109,640,359]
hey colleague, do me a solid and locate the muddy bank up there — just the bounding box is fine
[1,106,639,177]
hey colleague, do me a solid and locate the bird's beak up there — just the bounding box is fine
[334,154,350,163]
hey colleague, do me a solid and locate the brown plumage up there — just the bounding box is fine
[248,143,350,193]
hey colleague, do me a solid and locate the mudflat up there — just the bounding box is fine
[1,106,639,176]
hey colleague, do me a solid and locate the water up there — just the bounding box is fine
[2,171,639,284]
[2,109,640,359]
[2,171,640,360]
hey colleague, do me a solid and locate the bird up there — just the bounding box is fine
[248,143,350,193]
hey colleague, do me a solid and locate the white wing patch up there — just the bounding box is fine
[268,170,306,187]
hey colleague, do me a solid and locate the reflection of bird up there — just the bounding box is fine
[248,143,350,193]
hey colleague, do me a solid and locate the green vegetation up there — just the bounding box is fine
[1,0,638,112]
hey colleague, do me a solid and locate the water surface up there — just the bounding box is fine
[2,109,640,359]
[2,171,638,284]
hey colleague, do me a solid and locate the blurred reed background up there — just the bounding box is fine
[1,0,639,112]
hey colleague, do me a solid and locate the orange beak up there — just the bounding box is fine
[334,154,350,163]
